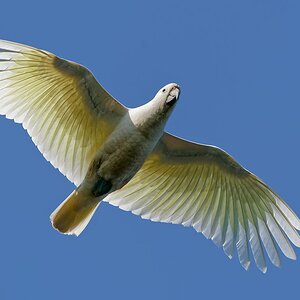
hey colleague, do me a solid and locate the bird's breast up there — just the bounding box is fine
[96,120,160,189]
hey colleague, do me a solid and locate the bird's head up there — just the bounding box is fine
[145,82,180,124]
[154,83,180,112]
[129,83,180,137]
[144,83,180,124]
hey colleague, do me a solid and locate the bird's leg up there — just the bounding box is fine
[92,177,112,197]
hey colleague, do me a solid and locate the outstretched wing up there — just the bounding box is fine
[0,40,127,186]
[105,132,300,272]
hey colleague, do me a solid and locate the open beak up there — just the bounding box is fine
[166,85,180,106]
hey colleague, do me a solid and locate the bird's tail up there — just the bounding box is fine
[50,190,100,236]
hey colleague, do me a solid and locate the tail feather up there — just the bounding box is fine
[50,190,100,236]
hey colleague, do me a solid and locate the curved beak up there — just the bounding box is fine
[166,85,180,105]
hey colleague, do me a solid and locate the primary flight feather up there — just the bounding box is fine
[0,40,299,273]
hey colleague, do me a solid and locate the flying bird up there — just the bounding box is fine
[0,40,299,273]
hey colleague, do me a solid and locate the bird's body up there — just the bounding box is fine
[1,39,300,272]
[91,100,171,191]
[52,84,179,234]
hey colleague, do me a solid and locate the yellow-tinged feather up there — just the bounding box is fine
[0,39,127,186]
[105,133,300,272]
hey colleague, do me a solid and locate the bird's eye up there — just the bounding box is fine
[162,88,166,93]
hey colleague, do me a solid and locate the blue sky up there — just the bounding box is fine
[0,0,300,299]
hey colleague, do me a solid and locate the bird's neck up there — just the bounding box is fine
[128,101,167,140]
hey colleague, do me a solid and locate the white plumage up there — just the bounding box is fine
[0,39,299,272]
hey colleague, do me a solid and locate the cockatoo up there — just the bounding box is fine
[0,40,299,273]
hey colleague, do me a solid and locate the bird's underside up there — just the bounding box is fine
[0,39,300,273]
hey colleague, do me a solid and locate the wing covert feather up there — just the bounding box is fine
[105,132,300,272]
[0,40,127,185]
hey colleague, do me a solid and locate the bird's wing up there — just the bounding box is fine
[105,132,300,272]
[0,40,127,186]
